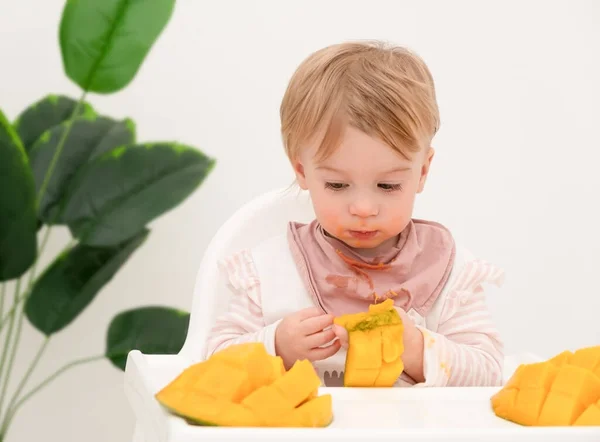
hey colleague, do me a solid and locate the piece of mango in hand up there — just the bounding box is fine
[334,298,404,387]
[491,345,600,426]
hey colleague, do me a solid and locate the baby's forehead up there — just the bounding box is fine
[311,126,417,173]
[317,162,414,178]
[314,154,416,180]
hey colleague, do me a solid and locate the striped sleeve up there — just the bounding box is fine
[416,259,505,387]
[204,249,280,357]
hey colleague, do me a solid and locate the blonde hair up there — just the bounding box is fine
[280,40,440,163]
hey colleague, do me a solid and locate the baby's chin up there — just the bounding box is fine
[338,233,399,251]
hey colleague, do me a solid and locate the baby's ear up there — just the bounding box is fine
[417,146,435,193]
[293,160,309,190]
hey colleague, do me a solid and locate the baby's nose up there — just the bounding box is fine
[349,199,378,217]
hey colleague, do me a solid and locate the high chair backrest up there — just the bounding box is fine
[179,187,315,361]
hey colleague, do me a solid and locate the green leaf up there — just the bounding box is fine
[91,117,136,161]
[106,306,190,370]
[59,0,176,93]
[13,94,95,152]
[29,115,136,222]
[62,143,215,246]
[0,109,37,281]
[25,229,149,336]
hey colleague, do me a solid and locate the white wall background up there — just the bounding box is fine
[1,0,599,440]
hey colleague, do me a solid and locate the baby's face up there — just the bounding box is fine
[294,125,433,250]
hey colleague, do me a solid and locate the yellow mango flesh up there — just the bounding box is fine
[155,342,332,427]
[279,394,334,427]
[269,359,322,406]
[334,298,404,387]
[491,345,600,426]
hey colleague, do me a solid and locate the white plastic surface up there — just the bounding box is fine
[124,350,600,442]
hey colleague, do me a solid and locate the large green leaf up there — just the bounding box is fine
[61,143,215,246]
[0,109,37,281]
[106,306,190,370]
[13,94,95,153]
[29,115,136,222]
[25,229,149,336]
[59,0,176,93]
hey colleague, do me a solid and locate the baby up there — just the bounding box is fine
[205,40,505,387]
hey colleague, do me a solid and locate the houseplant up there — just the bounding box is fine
[0,0,212,439]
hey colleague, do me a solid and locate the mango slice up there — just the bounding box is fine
[155,342,332,427]
[491,345,600,426]
[334,298,404,387]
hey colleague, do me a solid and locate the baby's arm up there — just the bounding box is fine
[204,250,280,357]
[416,260,504,387]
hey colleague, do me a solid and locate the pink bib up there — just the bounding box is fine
[287,219,455,317]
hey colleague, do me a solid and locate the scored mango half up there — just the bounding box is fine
[491,345,600,426]
[155,342,332,427]
[334,298,404,387]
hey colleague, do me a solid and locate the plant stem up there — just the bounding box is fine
[0,353,103,437]
[4,337,49,415]
[0,280,20,415]
[0,236,53,410]
[25,226,52,291]
[0,290,30,417]
[0,284,5,326]
[0,293,26,333]
[0,232,76,437]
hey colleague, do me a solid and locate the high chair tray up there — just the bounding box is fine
[124,350,600,442]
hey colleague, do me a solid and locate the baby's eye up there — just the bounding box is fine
[325,182,347,191]
[378,183,403,192]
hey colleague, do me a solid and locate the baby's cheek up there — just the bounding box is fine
[318,212,343,235]
[388,214,409,232]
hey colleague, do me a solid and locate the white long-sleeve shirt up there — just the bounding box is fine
[205,243,505,387]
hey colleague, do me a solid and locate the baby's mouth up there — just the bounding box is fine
[348,230,378,239]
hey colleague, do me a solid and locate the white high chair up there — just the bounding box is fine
[123,187,599,442]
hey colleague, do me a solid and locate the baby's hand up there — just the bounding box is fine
[274,307,341,369]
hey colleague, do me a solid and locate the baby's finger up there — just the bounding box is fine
[294,306,325,322]
[299,313,334,335]
[305,328,336,349]
[308,340,341,361]
[332,324,348,349]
